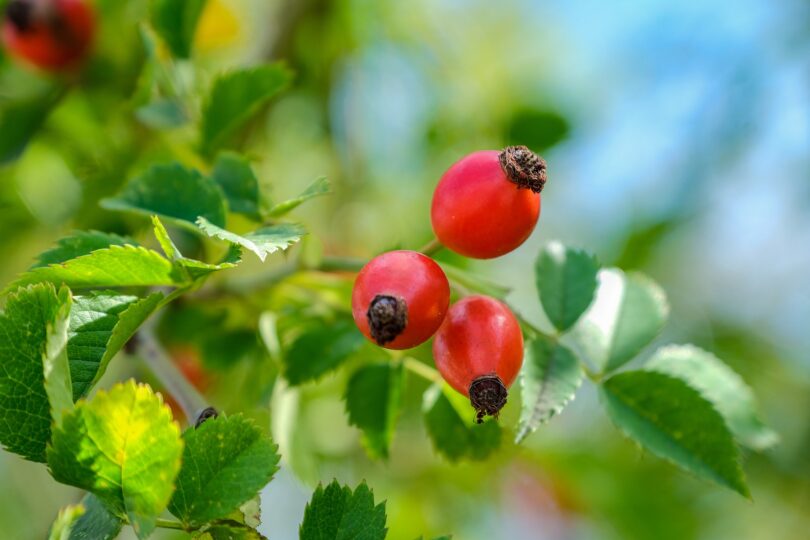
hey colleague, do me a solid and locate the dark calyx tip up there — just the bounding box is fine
[194,406,219,428]
[499,145,547,193]
[6,0,32,32]
[469,374,508,424]
[367,294,408,346]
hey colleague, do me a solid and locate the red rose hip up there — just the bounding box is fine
[2,0,95,71]
[433,295,524,422]
[352,250,450,350]
[431,146,547,259]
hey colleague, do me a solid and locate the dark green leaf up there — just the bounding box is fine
[422,384,501,462]
[601,370,749,497]
[283,321,365,385]
[169,415,280,528]
[151,0,208,58]
[646,344,779,451]
[32,231,134,269]
[344,363,404,459]
[516,336,583,443]
[0,84,65,163]
[69,494,123,540]
[267,177,331,217]
[48,380,184,538]
[197,217,305,262]
[573,269,669,373]
[68,292,163,399]
[505,107,570,152]
[299,481,387,540]
[200,64,291,156]
[535,242,599,332]
[211,152,262,219]
[0,283,70,462]
[6,245,181,292]
[101,163,227,230]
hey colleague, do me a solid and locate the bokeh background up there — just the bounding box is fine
[1,0,808,538]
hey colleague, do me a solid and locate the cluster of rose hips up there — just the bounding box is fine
[352,147,547,422]
[2,0,95,71]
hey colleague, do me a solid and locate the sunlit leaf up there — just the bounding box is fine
[572,269,668,373]
[32,231,134,269]
[6,245,181,292]
[197,217,305,262]
[48,381,184,538]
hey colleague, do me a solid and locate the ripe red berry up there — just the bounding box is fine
[431,146,547,259]
[433,295,524,422]
[352,250,450,350]
[2,0,95,71]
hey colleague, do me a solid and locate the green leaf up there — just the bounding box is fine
[646,344,779,451]
[197,217,305,262]
[211,152,262,220]
[282,320,365,386]
[68,494,123,540]
[169,415,280,528]
[600,370,749,497]
[0,84,65,163]
[267,177,331,217]
[136,99,188,129]
[47,380,184,538]
[200,64,291,156]
[0,283,70,462]
[573,269,669,373]
[505,107,570,152]
[515,336,583,443]
[44,286,74,426]
[194,524,267,540]
[6,245,181,292]
[32,231,135,269]
[438,263,510,299]
[535,242,599,332]
[344,363,404,459]
[101,163,227,230]
[48,503,85,540]
[152,216,240,280]
[299,481,387,540]
[422,384,501,462]
[68,292,164,399]
[151,0,208,58]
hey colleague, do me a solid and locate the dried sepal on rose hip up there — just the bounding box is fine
[431,146,547,259]
[352,250,450,350]
[432,295,524,423]
[2,0,96,71]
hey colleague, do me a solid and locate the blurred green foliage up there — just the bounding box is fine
[1,0,808,539]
